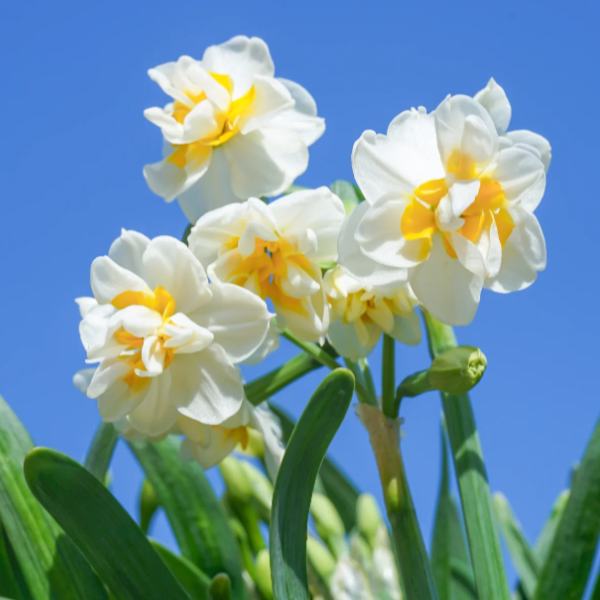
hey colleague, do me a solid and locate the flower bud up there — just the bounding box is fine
[219,456,253,504]
[254,549,273,600]
[311,493,346,557]
[138,478,159,535]
[210,574,232,600]
[357,494,382,546]
[239,461,273,522]
[428,346,487,395]
[306,536,337,583]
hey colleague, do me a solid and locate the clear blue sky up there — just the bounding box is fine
[1,0,599,588]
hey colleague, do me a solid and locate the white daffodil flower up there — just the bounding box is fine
[475,78,552,171]
[188,187,346,343]
[323,266,421,359]
[143,35,325,223]
[74,229,272,437]
[341,94,547,326]
[179,400,285,478]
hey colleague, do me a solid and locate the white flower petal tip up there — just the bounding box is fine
[339,91,548,327]
[76,231,272,436]
[188,189,344,343]
[144,36,325,222]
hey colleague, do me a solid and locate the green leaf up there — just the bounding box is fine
[448,498,475,600]
[533,489,569,564]
[533,415,600,600]
[330,180,360,214]
[493,493,538,598]
[128,437,247,600]
[268,402,360,533]
[84,421,118,482]
[150,539,211,600]
[450,558,478,600]
[24,447,190,600]
[270,369,354,600]
[209,574,232,600]
[423,311,510,600]
[0,521,25,599]
[0,396,108,600]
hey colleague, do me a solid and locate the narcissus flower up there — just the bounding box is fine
[323,266,421,359]
[341,94,548,326]
[475,78,551,171]
[188,188,346,342]
[75,230,272,436]
[143,36,325,223]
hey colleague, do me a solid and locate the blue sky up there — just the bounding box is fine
[1,0,599,588]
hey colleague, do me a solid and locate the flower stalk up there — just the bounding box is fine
[382,334,396,418]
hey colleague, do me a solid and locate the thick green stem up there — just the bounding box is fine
[84,421,119,483]
[282,330,375,406]
[423,310,511,600]
[382,334,396,418]
[344,358,378,406]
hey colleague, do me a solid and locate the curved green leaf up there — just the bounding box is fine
[270,369,354,600]
[24,447,191,600]
[0,521,26,599]
[450,559,478,600]
[533,415,600,600]
[150,540,210,600]
[0,396,108,600]
[268,402,360,533]
[128,437,247,600]
[84,422,118,483]
[448,498,474,600]
[423,311,510,600]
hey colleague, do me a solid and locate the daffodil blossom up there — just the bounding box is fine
[188,187,346,342]
[143,35,325,223]
[340,94,547,326]
[475,78,552,171]
[75,229,272,437]
[323,266,421,359]
[179,400,285,478]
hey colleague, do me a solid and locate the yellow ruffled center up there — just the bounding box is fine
[167,73,255,169]
[400,150,515,259]
[111,286,177,390]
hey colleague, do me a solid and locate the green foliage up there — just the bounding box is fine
[84,421,118,483]
[270,369,355,600]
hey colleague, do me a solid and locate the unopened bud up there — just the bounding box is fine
[428,346,487,395]
[357,494,382,546]
[311,493,345,540]
[210,574,232,600]
[307,536,337,582]
[254,550,273,600]
[219,456,252,504]
[138,478,159,535]
[239,461,273,521]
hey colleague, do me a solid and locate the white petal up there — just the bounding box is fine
[97,381,141,422]
[448,180,481,216]
[177,100,220,145]
[170,345,244,425]
[110,305,162,338]
[144,156,207,205]
[410,234,484,326]
[90,256,149,304]
[79,302,121,360]
[505,130,552,172]
[225,127,308,200]
[73,368,97,394]
[268,78,325,146]
[436,195,465,232]
[88,359,131,399]
[192,282,272,364]
[242,320,280,366]
[450,231,487,278]
[140,335,166,376]
[148,58,200,106]
[250,405,285,480]
[142,236,212,314]
[108,230,150,278]
[460,114,497,166]
[239,76,294,134]
[165,312,214,354]
[75,297,97,318]
[238,220,278,257]
[474,78,512,135]
[327,318,378,360]
[185,63,231,112]
[389,311,422,346]
[275,287,329,343]
[201,35,274,98]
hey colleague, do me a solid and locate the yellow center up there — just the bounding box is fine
[110,286,177,391]
[226,237,314,315]
[167,73,256,170]
[400,150,515,260]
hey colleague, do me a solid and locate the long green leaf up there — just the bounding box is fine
[84,421,118,482]
[493,493,538,598]
[431,425,452,600]
[533,415,600,600]
[423,311,510,600]
[268,402,360,533]
[270,369,354,600]
[24,447,190,600]
[0,396,108,600]
[448,498,475,600]
[450,558,478,600]
[128,437,247,600]
[0,521,24,599]
[150,539,211,600]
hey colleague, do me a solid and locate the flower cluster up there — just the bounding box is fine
[75,35,550,473]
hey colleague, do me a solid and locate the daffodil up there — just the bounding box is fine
[75,229,272,437]
[341,94,548,326]
[143,36,325,223]
[323,266,421,359]
[475,78,552,171]
[188,187,346,342]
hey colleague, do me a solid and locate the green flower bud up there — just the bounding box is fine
[254,549,273,600]
[138,477,159,535]
[210,574,232,600]
[356,494,382,546]
[306,536,337,582]
[310,493,346,557]
[239,461,273,522]
[219,456,253,504]
[428,345,487,395]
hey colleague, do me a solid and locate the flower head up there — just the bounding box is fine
[188,187,346,342]
[341,93,548,326]
[323,266,421,359]
[75,229,272,436]
[143,36,325,222]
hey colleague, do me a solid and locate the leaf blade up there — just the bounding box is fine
[84,421,119,483]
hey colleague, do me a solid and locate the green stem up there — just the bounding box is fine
[344,358,378,406]
[84,421,119,483]
[282,330,375,406]
[423,310,510,600]
[358,358,377,400]
[244,353,323,406]
[382,334,396,418]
